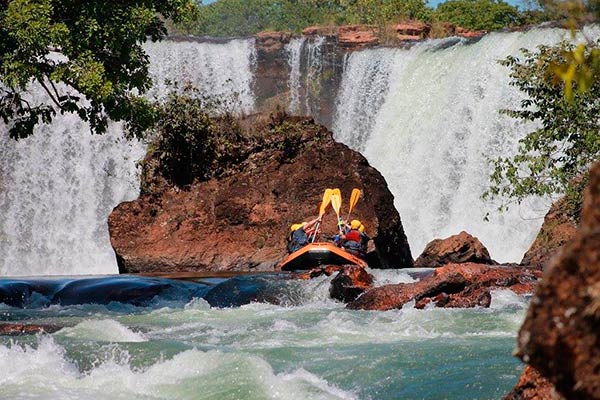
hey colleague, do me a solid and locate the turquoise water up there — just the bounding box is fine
[0,270,526,399]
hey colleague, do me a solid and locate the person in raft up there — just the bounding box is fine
[359,224,370,256]
[286,217,321,253]
[338,219,364,258]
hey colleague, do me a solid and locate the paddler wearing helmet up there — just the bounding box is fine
[286,217,320,254]
[339,219,364,258]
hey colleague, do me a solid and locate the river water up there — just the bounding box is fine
[0,270,527,399]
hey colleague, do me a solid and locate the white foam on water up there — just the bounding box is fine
[57,319,147,343]
[0,336,356,400]
[368,268,418,285]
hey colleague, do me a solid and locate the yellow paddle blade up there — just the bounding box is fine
[319,188,333,217]
[331,193,341,217]
[332,188,342,209]
[348,188,361,214]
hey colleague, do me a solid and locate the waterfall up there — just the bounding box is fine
[0,39,256,276]
[285,37,306,114]
[144,39,257,113]
[333,29,586,263]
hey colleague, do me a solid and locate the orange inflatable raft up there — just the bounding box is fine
[278,242,368,271]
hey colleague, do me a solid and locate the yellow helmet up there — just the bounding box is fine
[350,219,361,230]
[359,224,365,233]
[290,223,305,232]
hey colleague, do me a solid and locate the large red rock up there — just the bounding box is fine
[109,115,413,273]
[521,197,578,269]
[348,263,540,311]
[504,366,560,400]
[414,231,494,268]
[517,162,600,399]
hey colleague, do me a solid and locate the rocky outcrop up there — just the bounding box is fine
[394,21,431,41]
[0,323,61,336]
[520,197,577,269]
[337,25,379,48]
[348,263,540,311]
[109,115,412,273]
[504,366,561,400]
[516,163,600,399]
[329,266,374,302]
[414,231,495,268]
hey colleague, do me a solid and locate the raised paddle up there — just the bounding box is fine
[311,189,333,242]
[331,189,343,234]
[346,188,362,221]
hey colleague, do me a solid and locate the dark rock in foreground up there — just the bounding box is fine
[109,116,412,273]
[517,162,600,399]
[329,266,374,303]
[348,263,540,311]
[414,231,495,268]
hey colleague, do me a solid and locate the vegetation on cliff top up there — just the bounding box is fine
[176,0,548,37]
[485,40,600,217]
[146,90,325,191]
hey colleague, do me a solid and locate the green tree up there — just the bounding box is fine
[433,0,521,30]
[0,0,192,139]
[484,42,600,210]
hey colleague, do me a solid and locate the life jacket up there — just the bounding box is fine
[287,228,309,253]
[342,229,362,255]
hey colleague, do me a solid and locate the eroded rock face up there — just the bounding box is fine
[109,116,412,273]
[253,31,293,110]
[329,266,374,302]
[414,231,495,268]
[517,162,600,399]
[520,197,577,269]
[347,263,540,311]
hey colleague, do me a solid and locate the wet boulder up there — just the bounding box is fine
[414,231,495,268]
[51,277,209,307]
[203,275,287,308]
[348,263,540,311]
[329,266,374,303]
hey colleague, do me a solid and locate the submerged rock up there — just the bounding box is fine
[347,263,540,311]
[517,162,600,399]
[109,116,412,273]
[414,231,495,268]
[0,323,62,336]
